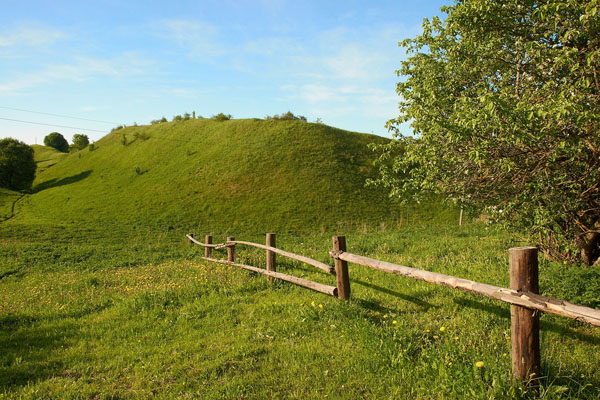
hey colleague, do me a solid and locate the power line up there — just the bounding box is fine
[0,106,119,125]
[0,117,108,133]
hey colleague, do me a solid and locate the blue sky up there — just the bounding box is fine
[0,0,447,144]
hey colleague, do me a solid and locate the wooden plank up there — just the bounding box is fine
[186,234,227,248]
[202,257,337,296]
[205,235,212,258]
[332,251,600,326]
[510,247,540,383]
[332,236,350,300]
[266,233,276,282]
[227,236,235,263]
[231,240,334,274]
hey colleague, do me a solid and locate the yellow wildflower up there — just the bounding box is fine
[440,327,446,332]
[454,336,459,341]
[475,361,484,368]
[318,304,323,309]
[311,301,315,307]
[392,320,397,325]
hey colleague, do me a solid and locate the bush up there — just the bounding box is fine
[172,115,183,122]
[72,134,89,150]
[0,138,36,191]
[43,132,69,152]
[111,125,125,132]
[265,111,307,122]
[211,113,232,121]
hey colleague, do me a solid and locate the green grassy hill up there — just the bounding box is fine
[13,119,453,233]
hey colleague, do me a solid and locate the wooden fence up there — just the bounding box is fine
[186,233,600,385]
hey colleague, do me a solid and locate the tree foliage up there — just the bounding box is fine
[72,134,89,150]
[44,132,69,152]
[372,0,600,264]
[0,138,36,191]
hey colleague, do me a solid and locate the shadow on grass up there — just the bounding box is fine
[351,278,437,311]
[452,295,600,345]
[0,314,75,391]
[33,170,92,193]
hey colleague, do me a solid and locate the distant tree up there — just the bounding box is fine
[173,115,183,122]
[183,112,191,120]
[72,134,89,150]
[211,113,232,121]
[0,138,36,191]
[160,117,167,123]
[43,132,69,152]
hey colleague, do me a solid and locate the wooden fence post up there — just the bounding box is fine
[205,235,212,258]
[266,233,276,281]
[509,246,540,384]
[227,236,235,263]
[333,236,350,300]
[188,233,194,245]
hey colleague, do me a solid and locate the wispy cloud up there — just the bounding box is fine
[0,52,157,93]
[158,19,225,58]
[0,25,65,47]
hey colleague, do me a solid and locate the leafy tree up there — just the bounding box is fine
[371,0,600,265]
[44,132,69,152]
[0,138,36,191]
[72,134,89,150]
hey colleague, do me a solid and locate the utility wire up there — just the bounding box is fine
[0,106,118,125]
[0,117,108,133]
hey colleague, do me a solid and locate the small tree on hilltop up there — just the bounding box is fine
[72,134,89,150]
[371,0,600,265]
[0,138,36,191]
[44,132,69,152]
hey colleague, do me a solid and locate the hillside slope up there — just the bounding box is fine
[13,119,452,233]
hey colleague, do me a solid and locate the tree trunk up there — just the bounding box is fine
[579,231,600,266]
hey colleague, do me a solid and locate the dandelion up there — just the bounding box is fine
[475,361,484,368]
[502,353,507,357]
[425,329,430,333]
[505,335,511,341]
[433,335,439,339]
[318,304,323,309]
[392,320,397,325]
[448,362,453,366]
[454,336,459,341]
[311,301,315,307]
[440,327,446,332]
[383,314,388,319]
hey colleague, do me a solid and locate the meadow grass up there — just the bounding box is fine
[1,222,599,399]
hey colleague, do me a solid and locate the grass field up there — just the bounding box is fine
[1,120,599,398]
[1,221,599,399]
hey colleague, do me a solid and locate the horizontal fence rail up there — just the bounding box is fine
[202,257,338,296]
[186,233,337,297]
[330,250,600,327]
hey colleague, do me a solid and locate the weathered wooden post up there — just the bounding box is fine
[205,235,212,258]
[227,236,235,263]
[266,233,276,281]
[509,246,540,384]
[332,236,350,300]
[188,233,194,245]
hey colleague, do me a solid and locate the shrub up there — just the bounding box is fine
[265,111,307,122]
[173,115,183,122]
[211,113,232,121]
[43,132,69,152]
[0,138,36,191]
[72,134,89,150]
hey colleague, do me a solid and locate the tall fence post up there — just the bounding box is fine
[227,236,236,263]
[205,235,212,258]
[333,236,350,300]
[266,233,276,282]
[509,246,540,384]
[188,233,194,245]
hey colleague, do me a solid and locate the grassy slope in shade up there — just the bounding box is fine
[17,119,453,233]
